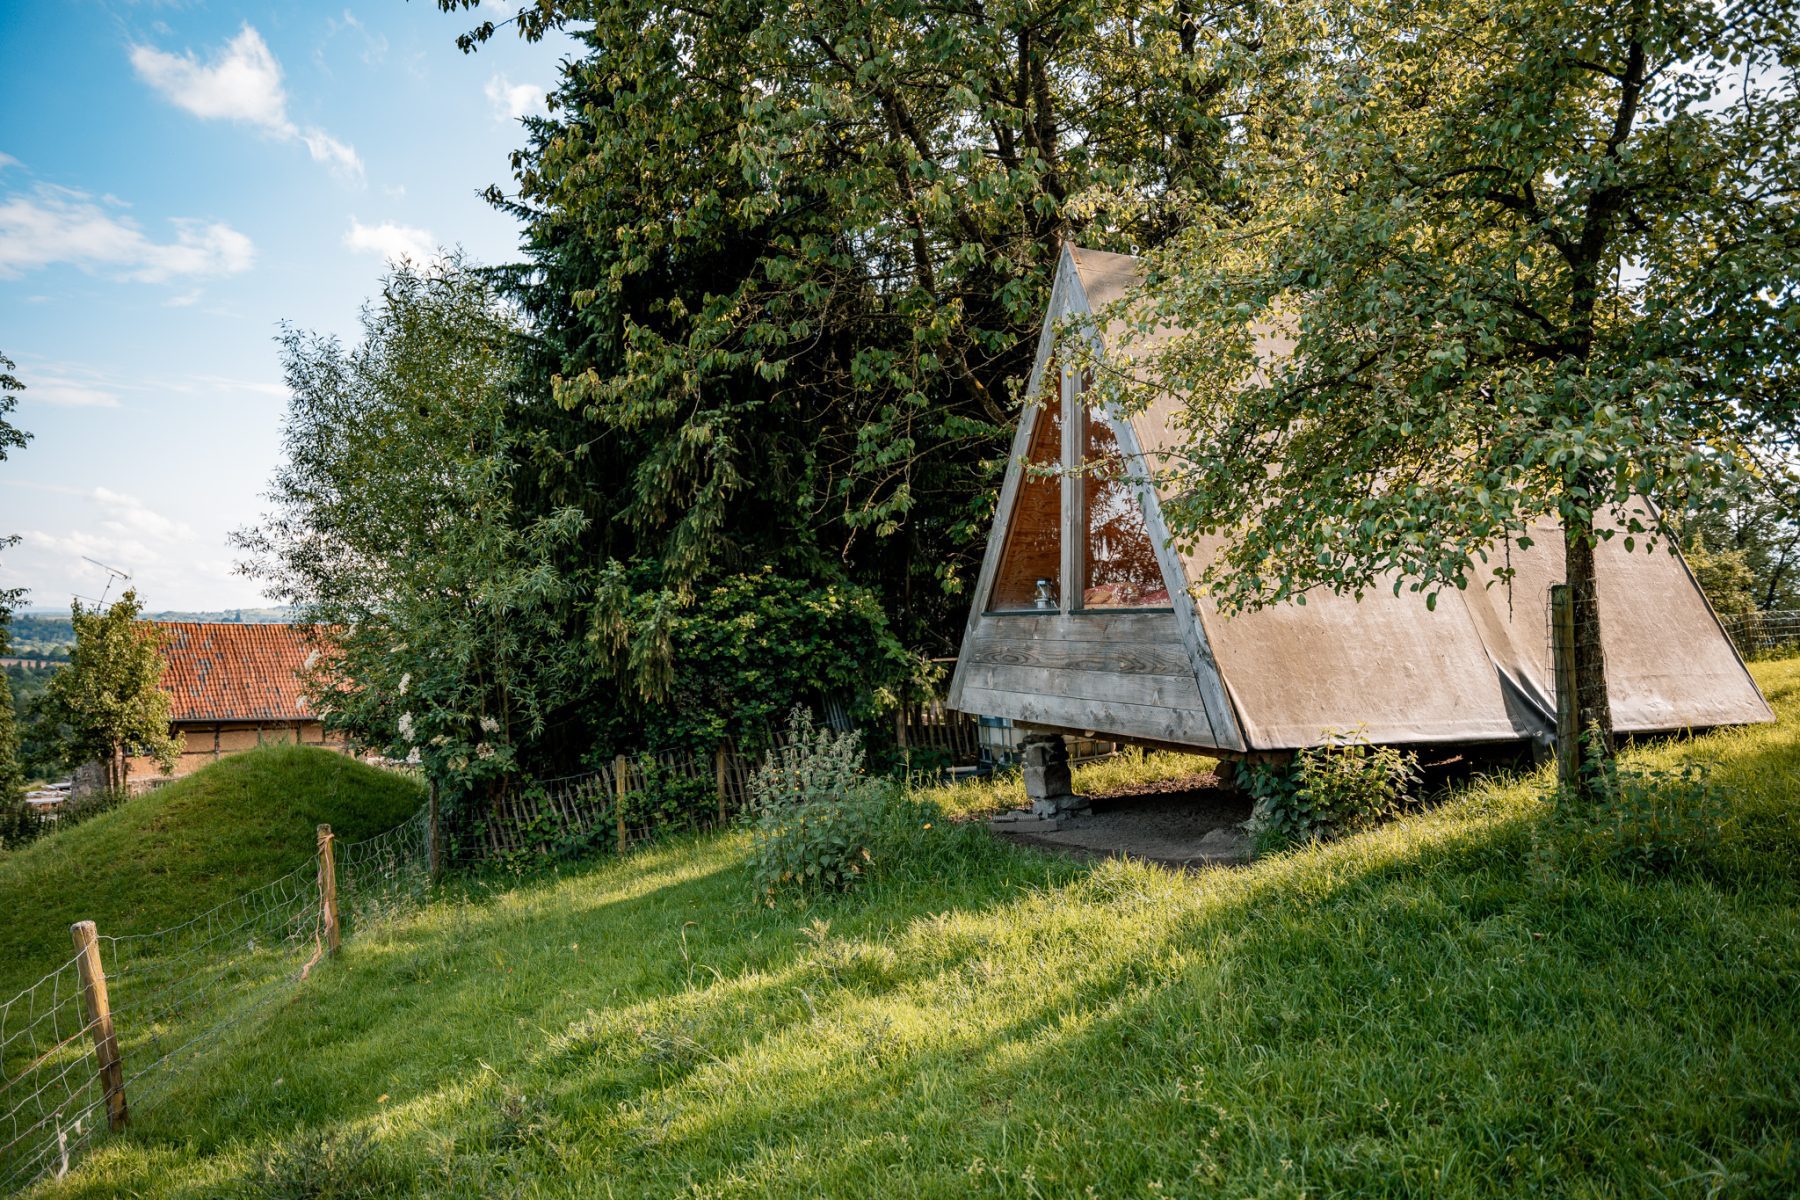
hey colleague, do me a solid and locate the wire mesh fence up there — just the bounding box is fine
[0,805,434,1194]
[1717,610,1800,660]
[0,951,104,1189]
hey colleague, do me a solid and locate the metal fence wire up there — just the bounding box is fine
[1717,610,1800,660]
[0,804,434,1194]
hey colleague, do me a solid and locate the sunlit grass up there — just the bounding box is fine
[27,661,1800,1198]
[920,747,1216,821]
[0,745,423,1001]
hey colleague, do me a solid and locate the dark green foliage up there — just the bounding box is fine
[589,569,913,754]
[620,755,716,834]
[447,0,1254,679]
[0,786,132,855]
[0,669,19,811]
[1244,734,1420,849]
[3,616,73,661]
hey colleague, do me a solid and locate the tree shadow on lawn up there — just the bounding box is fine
[41,756,1800,1199]
[40,829,1092,1194]
[572,807,1798,1198]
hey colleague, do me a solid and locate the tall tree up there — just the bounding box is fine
[1120,0,1799,783]
[236,259,588,798]
[441,0,1260,674]
[0,354,33,810]
[40,590,181,792]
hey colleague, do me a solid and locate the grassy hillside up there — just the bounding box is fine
[31,662,1800,1199]
[0,746,423,1000]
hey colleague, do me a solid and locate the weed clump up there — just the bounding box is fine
[745,709,932,904]
[1534,737,1725,882]
[1243,730,1420,849]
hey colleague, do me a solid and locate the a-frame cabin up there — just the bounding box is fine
[947,245,1773,759]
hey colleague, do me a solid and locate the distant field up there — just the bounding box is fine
[23,660,1797,1199]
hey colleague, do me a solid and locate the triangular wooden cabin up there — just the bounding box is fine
[947,245,1773,759]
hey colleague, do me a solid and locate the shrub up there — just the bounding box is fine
[1535,738,1725,880]
[0,787,131,854]
[746,710,899,903]
[1244,731,1419,849]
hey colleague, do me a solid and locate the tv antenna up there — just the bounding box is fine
[80,557,132,607]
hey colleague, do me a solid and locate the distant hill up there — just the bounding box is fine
[7,607,299,659]
[0,744,423,999]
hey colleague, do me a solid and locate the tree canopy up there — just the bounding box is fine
[39,590,181,792]
[447,0,1262,665]
[1112,0,1799,770]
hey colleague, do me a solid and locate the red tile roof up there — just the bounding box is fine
[150,622,332,724]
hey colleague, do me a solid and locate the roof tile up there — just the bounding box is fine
[149,622,333,724]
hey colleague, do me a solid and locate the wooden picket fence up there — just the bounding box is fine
[475,745,761,860]
[895,698,982,763]
[475,695,995,860]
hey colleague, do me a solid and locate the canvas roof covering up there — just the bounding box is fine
[960,246,1772,749]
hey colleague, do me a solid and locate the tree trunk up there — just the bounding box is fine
[1563,516,1616,788]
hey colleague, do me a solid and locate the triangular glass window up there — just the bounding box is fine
[987,397,1063,611]
[1081,408,1169,608]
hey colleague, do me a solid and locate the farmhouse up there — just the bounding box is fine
[122,622,349,788]
[948,245,1773,787]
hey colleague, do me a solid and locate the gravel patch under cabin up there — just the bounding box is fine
[989,771,1253,869]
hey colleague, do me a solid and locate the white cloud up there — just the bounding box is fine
[485,74,547,121]
[299,129,361,176]
[28,380,121,408]
[0,185,255,283]
[130,25,364,182]
[343,218,437,264]
[321,9,389,67]
[90,487,196,543]
[0,152,19,171]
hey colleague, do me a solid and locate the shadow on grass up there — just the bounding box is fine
[36,687,1800,1198]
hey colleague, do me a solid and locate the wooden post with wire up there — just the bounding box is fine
[69,920,127,1132]
[714,744,729,827]
[614,755,629,854]
[427,780,442,881]
[1551,584,1579,790]
[316,824,340,956]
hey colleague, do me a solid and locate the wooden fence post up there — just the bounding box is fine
[427,780,441,881]
[316,824,340,955]
[614,755,629,854]
[1551,584,1579,791]
[714,745,729,827]
[69,921,127,1132]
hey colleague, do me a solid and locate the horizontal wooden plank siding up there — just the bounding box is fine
[965,636,1190,677]
[958,662,1206,711]
[972,610,1184,643]
[957,684,1220,748]
[953,608,1221,748]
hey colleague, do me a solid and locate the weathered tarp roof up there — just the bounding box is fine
[952,245,1772,749]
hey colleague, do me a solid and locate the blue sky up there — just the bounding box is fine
[1,2,574,611]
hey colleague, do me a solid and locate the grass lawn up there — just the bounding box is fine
[0,746,423,1001]
[22,662,1800,1198]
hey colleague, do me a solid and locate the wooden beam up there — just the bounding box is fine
[70,921,127,1132]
